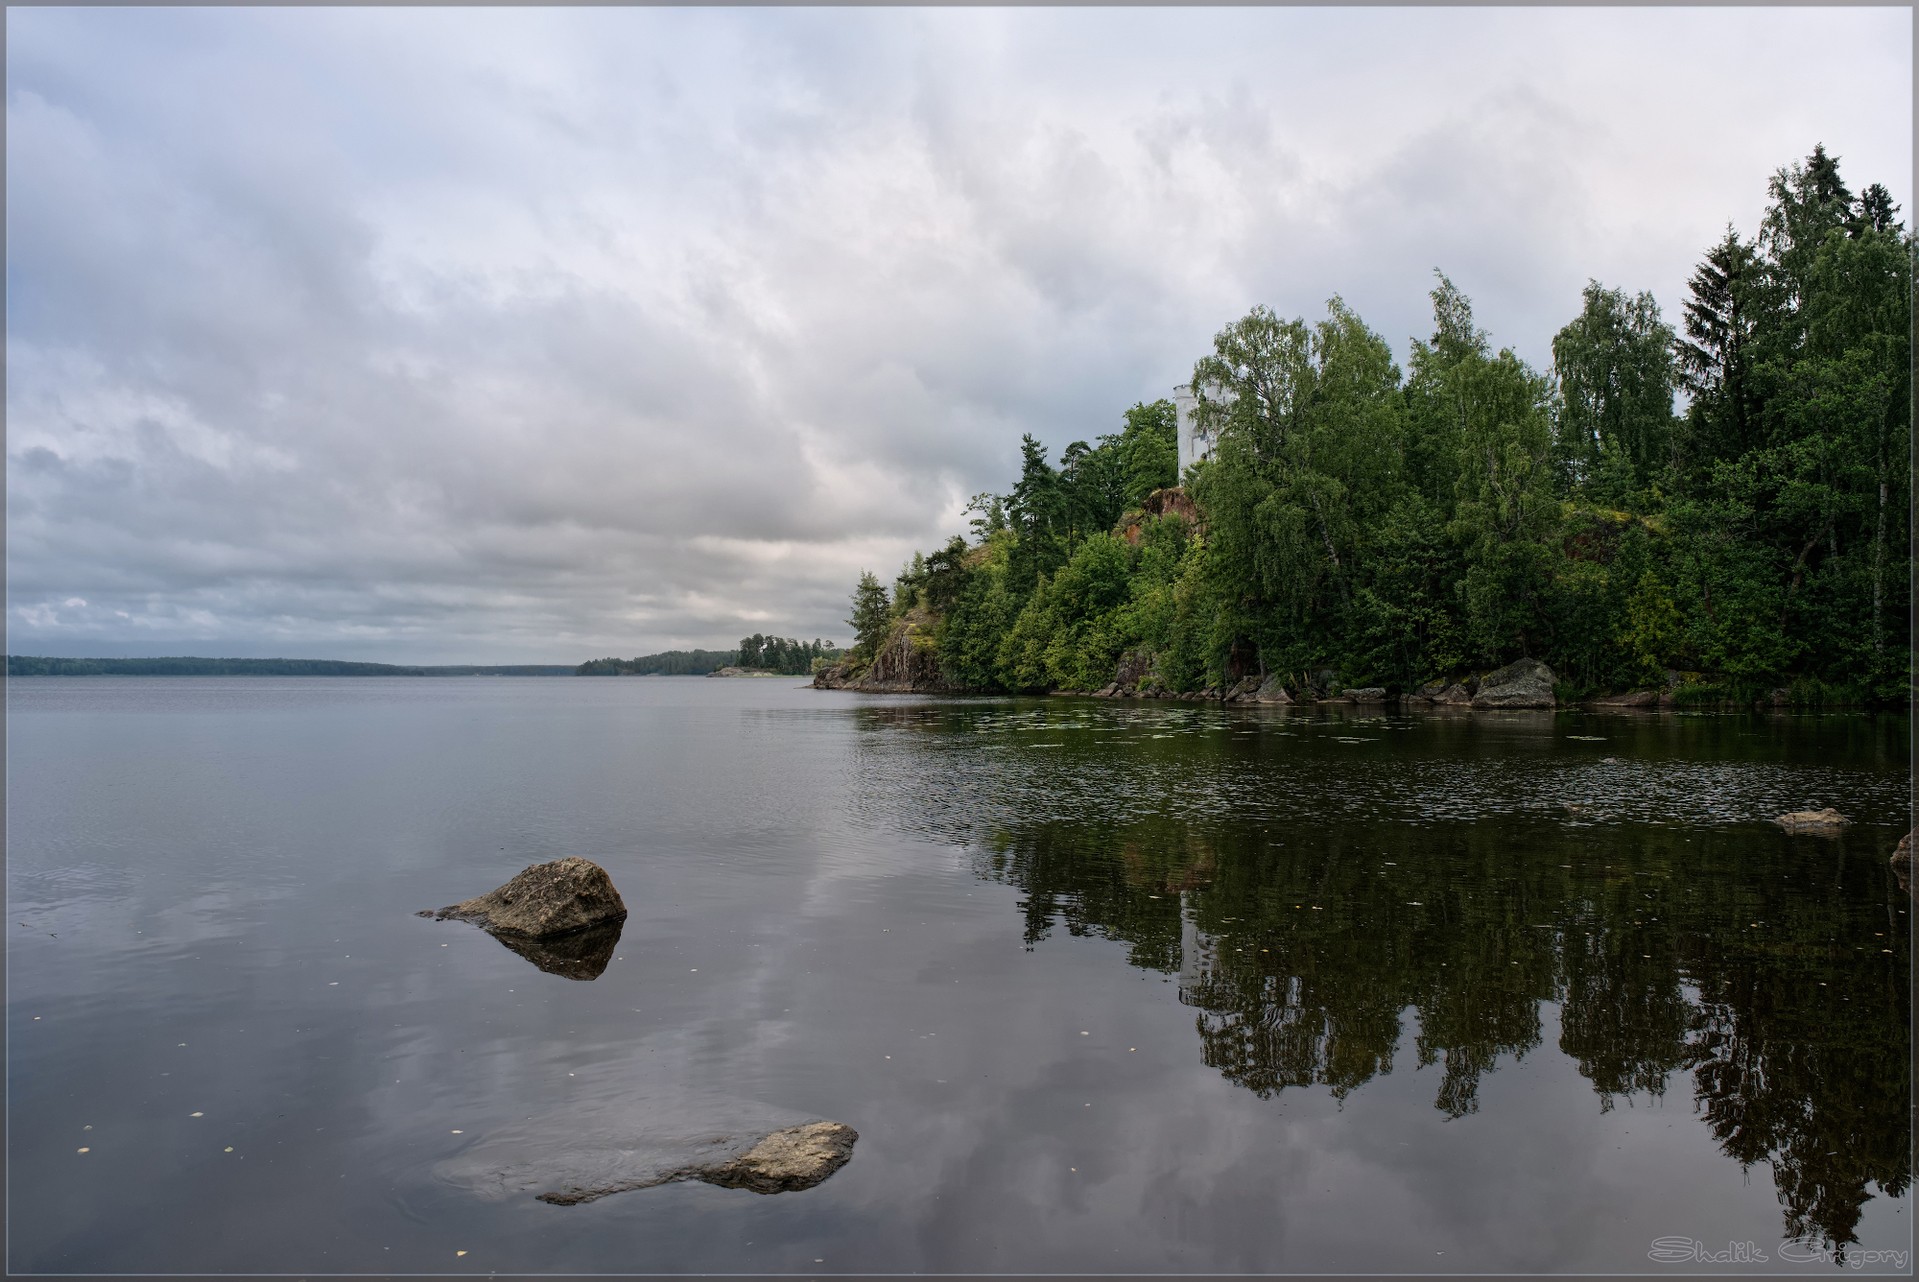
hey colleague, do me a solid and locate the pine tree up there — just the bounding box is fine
[848,572,891,662]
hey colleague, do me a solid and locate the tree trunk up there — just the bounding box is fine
[1872,478,1888,658]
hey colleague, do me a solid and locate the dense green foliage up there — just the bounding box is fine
[844,147,1911,704]
[735,634,840,675]
[578,649,737,675]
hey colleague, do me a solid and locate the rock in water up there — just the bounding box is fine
[1470,658,1557,709]
[427,857,627,939]
[700,1122,859,1195]
[435,1093,856,1206]
[1775,808,1850,836]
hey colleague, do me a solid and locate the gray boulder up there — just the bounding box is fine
[1343,687,1387,703]
[1471,658,1557,709]
[436,1092,856,1206]
[1223,675,1263,702]
[1250,674,1293,705]
[424,857,627,940]
[1775,808,1849,836]
[1433,683,1473,706]
[1586,689,1658,708]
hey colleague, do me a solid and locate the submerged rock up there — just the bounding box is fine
[1471,658,1557,709]
[425,857,627,940]
[1775,808,1850,836]
[436,1093,857,1206]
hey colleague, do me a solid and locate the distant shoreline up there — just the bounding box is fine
[5,656,581,677]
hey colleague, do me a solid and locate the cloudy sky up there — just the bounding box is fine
[6,7,1911,664]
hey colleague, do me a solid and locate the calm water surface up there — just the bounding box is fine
[6,678,1911,1273]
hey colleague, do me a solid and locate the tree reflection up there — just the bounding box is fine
[969,813,1909,1252]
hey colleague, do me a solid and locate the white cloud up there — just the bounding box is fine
[5,6,1911,661]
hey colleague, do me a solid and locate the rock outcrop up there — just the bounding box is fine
[1249,675,1293,704]
[1775,808,1850,836]
[1470,658,1557,709]
[423,857,627,940]
[811,611,950,693]
[810,661,855,689]
[1117,487,1201,546]
[436,1093,857,1206]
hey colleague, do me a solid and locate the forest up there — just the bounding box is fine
[833,146,1912,706]
[579,637,841,676]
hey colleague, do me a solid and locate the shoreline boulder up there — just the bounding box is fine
[1471,658,1557,709]
[424,857,627,939]
[1586,689,1659,709]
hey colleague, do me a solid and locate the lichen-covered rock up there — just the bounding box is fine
[1114,649,1154,690]
[1586,690,1658,708]
[1223,676,1263,702]
[1775,808,1850,836]
[1249,674,1293,705]
[1471,658,1557,709]
[426,857,627,939]
[813,611,952,693]
[436,1093,856,1206]
[701,1122,859,1195]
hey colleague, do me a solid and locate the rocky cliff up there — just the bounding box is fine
[811,610,953,693]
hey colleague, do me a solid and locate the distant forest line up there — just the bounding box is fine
[830,144,1912,707]
[580,635,842,676]
[5,656,579,677]
[7,637,839,679]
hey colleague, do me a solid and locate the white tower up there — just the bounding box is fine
[1172,382,1230,474]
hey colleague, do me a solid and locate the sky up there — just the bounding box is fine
[5,7,1912,665]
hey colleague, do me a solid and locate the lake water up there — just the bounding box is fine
[5,677,1911,1274]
